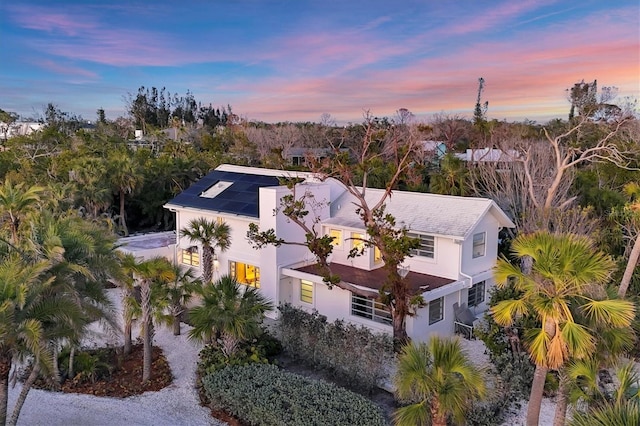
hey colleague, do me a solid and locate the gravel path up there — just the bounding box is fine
[460,337,557,426]
[8,289,226,426]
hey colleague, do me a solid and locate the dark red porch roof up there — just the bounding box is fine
[294,263,455,295]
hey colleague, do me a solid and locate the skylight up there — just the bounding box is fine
[200,181,233,198]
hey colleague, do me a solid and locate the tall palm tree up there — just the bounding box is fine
[180,217,231,284]
[0,178,43,243]
[134,257,174,383]
[492,231,635,426]
[393,336,487,426]
[117,252,139,355]
[108,150,141,236]
[188,275,272,357]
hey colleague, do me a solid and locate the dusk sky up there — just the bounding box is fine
[1,0,638,124]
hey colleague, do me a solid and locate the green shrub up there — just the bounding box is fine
[58,346,115,384]
[203,364,386,426]
[278,303,393,393]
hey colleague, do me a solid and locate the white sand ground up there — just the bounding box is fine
[7,288,226,426]
[460,338,557,426]
[7,288,560,426]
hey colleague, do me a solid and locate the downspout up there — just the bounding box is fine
[458,239,473,305]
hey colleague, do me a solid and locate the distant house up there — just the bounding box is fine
[421,140,447,159]
[455,148,520,163]
[162,164,514,342]
[0,121,44,140]
[286,147,348,167]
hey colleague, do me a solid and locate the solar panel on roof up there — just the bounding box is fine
[166,170,283,218]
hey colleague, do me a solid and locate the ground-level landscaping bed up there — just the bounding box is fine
[34,344,173,397]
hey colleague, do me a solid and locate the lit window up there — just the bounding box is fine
[329,229,343,248]
[351,294,391,325]
[408,232,435,258]
[468,281,486,307]
[473,232,486,258]
[374,246,382,263]
[429,297,443,325]
[181,246,200,266]
[230,261,260,288]
[300,280,313,304]
[352,232,365,252]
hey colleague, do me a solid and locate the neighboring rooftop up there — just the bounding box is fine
[118,231,176,251]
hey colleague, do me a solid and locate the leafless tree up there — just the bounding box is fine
[471,115,636,236]
[430,113,472,150]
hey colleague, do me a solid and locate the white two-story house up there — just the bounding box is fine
[164,164,514,342]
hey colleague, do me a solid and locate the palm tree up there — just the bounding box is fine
[0,178,43,243]
[29,213,120,382]
[492,231,635,426]
[429,153,469,196]
[108,150,141,236]
[117,253,139,355]
[568,361,640,426]
[158,264,201,336]
[0,252,85,425]
[188,275,272,357]
[134,257,174,383]
[180,217,231,284]
[553,296,637,426]
[569,400,639,426]
[393,336,487,426]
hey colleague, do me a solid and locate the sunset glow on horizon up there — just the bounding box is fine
[1,1,638,124]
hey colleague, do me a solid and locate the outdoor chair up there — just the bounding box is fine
[453,302,476,339]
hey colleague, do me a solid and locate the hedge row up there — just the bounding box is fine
[203,363,386,426]
[278,303,394,392]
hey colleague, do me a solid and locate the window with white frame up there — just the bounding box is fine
[351,294,392,325]
[351,232,365,253]
[329,229,343,248]
[408,232,435,258]
[429,297,443,325]
[472,232,486,258]
[468,281,486,307]
[230,261,260,288]
[300,280,313,304]
[374,246,382,263]
[181,246,200,266]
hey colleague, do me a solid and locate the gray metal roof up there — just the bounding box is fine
[326,187,514,238]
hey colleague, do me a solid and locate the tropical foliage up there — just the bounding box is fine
[394,337,487,426]
[180,217,231,284]
[188,275,272,357]
[492,231,635,426]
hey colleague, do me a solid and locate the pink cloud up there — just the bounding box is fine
[35,59,98,79]
[10,6,97,36]
[444,0,558,36]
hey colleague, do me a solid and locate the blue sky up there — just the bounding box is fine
[1,0,638,124]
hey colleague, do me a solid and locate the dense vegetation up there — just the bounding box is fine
[202,364,387,426]
[1,79,639,425]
